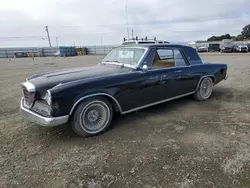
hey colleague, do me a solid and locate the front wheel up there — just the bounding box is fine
[193,77,213,101]
[70,97,113,137]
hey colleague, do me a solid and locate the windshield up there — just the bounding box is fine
[224,42,233,47]
[102,47,145,67]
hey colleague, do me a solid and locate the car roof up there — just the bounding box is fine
[118,43,190,49]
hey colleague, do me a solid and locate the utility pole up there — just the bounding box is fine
[44,26,52,47]
[56,37,59,48]
[125,0,129,39]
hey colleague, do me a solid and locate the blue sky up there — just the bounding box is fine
[0,0,249,47]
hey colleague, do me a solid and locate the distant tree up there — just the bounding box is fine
[223,34,231,39]
[241,24,250,39]
[232,35,244,41]
[207,34,232,41]
[206,24,250,41]
[207,36,217,41]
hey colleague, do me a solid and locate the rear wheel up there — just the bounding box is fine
[70,97,113,137]
[193,77,213,101]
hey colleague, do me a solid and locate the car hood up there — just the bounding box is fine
[26,64,131,96]
[238,45,248,48]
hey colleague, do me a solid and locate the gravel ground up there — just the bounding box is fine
[0,53,250,188]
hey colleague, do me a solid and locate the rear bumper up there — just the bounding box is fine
[20,98,69,127]
[238,48,248,52]
[222,49,232,52]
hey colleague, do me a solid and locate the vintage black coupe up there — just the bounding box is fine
[20,44,228,137]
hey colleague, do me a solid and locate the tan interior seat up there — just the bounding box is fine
[152,52,175,68]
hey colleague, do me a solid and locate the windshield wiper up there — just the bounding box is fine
[103,60,121,63]
[102,60,127,69]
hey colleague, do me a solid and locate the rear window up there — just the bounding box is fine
[182,46,201,62]
[209,44,220,47]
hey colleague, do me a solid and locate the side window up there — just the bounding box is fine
[174,49,187,67]
[152,49,174,68]
[157,49,174,59]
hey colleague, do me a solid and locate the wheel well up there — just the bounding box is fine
[69,94,122,116]
[104,95,121,113]
[200,76,215,84]
[209,76,215,84]
[202,76,215,85]
[196,76,215,91]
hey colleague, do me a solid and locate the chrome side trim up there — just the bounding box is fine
[145,65,191,72]
[20,98,69,127]
[136,47,150,68]
[69,93,122,115]
[137,47,151,68]
[121,92,195,115]
[139,63,206,73]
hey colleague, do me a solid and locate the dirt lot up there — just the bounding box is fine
[1,53,250,188]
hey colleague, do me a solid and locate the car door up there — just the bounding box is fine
[118,48,177,111]
[146,47,198,100]
[116,47,198,112]
[171,49,199,95]
[115,69,168,112]
[140,48,181,101]
[135,67,175,107]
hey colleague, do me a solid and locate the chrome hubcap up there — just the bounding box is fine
[80,101,110,133]
[87,110,99,122]
[200,78,212,98]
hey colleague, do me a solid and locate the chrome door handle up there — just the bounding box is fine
[161,74,168,81]
[174,70,183,73]
[149,76,159,80]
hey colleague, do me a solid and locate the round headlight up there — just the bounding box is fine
[45,90,52,105]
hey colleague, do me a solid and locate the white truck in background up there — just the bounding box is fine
[220,39,234,53]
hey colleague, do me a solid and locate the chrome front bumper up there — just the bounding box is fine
[224,73,228,80]
[20,98,69,127]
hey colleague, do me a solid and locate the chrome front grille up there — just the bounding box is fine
[21,82,36,108]
[22,86,29,100]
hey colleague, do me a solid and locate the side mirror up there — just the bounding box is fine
[142,65,148,72]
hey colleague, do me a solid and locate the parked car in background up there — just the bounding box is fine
[221,45,233,53]
[208,44,220,52]
[233,43,248,53]
[13,51,28,58]
[197,46,208,52]
[247,43,250,52]
[20,44,228,137]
